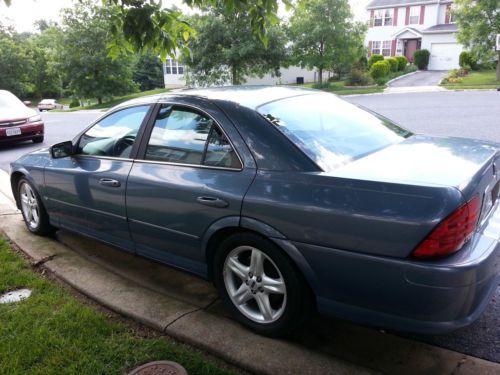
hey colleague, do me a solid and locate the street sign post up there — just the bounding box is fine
[496,34,500,51]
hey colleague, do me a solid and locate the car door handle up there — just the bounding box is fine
[98,178,121,187]
[196,196,229,208]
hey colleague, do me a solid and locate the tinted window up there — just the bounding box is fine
[78,105,149,158]
[258,93,411,172]
[145,106,240,168]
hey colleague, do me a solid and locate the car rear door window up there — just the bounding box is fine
[145,105,241,168]
[78,105,150,158]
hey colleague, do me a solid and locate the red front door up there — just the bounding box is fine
[404,39,419,62]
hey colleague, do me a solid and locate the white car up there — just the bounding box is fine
[38,99,63,111]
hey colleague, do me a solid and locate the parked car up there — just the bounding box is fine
[0,90,44,144]
[10,87,500,337]
[38,99,63,111]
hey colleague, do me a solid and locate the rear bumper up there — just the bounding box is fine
[297,208,500,334]
[0,122,44,144]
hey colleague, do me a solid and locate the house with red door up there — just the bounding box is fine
[365,0,462,70]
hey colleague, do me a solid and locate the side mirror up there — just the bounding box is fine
[50,141,74,159]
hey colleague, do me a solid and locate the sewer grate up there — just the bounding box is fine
[0,289,32,304]
[128,361,188,375]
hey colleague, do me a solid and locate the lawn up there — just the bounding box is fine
[0,237,238,375]
[441,70,500,90]
[300,82,386,95]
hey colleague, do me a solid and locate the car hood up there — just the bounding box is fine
[330,135,499,188]
[1,106,37,121]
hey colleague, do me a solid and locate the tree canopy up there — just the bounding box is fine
[453,0,500,79]
[288,0,365,84]
[185,5,289,86]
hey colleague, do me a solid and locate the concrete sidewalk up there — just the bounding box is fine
[1,170,499,375]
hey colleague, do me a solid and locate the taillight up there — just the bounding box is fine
[413,195,481,258]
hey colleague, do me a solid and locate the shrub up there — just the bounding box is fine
[413,49,430,70]
[459,51,477,70]
[394,56,407,71]
[386,57,399,72]
[368,54,384,69]
[370,60,390,79]
[346,68,373,86]
[69,99,80,108]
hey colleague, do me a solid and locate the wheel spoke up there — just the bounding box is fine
[261,276,285,295]
[249,249,264,276]
[31,208,39,224]
[226,256,249,281]
[21,194,29,205]
[255,292,273,321]
[231,283,253,305]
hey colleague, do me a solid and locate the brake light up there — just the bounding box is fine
[413,195,481,258]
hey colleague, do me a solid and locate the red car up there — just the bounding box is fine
[0,90,44,144]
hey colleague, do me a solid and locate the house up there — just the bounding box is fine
[365,0,463,70]
[163,58,317,88]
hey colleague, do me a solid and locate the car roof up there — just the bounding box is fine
[115,86,320,110]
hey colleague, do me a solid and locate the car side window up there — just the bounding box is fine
[145,105,241,169]
[78,105,150,158]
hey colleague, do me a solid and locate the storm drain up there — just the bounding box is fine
[128,361,188,375]
[0,289,32,304]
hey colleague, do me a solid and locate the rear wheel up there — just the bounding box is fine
[214,232,311,337]
[33,136,44,143]
[18,177,54,235]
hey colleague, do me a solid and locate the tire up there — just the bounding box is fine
[33,136,44,143]
[214,232,312,337]
[17,177,54,236]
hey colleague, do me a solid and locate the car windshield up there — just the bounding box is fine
[0,90,26,110]
[257,93,412,172]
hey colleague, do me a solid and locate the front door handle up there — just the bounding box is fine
[98,178,121,187]
[196,196,229,208]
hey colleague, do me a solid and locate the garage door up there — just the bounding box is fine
[428,43,462,70]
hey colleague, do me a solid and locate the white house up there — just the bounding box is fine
[163,58,317,88]
[365,0,463,70]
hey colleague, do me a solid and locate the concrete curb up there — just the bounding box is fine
[1,169,499,375]
[385,70,419,86]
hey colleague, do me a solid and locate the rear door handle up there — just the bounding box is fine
[99,178,121,187]
[196,196,229,208]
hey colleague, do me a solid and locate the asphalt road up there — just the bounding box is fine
[1,91,499,363]
[0,110,102,171]
[389,70,447,87]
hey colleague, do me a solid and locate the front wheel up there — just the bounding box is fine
[214,233,311,337]
[33,136,44,143]
[18,177,54,235]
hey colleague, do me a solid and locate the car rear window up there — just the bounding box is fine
[257,93,411,172]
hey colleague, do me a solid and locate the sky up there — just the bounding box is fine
[0,0,370,33]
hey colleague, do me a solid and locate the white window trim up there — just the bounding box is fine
[371,40,392,57]
[384,9,393,26]
[409,6,420,25]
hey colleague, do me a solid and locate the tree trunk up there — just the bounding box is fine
[318,67,323,84]
[231,64,237,85]
[97,97,103,104]
[496,51,500,81]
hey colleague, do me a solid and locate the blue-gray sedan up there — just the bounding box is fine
[10,86,500,337]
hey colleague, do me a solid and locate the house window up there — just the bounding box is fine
[384,9,393,26]
[448,6,455,23]
[373,10,383,26]
[371,41,381,55]
[409,6,420,24]
[164,58,185,75]
[382,41,392,56]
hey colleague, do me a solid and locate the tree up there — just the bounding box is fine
[0,24,31,97]
[133,52,164,91]
[453,0,500,80]
[59,1,138,103]
[185,6,289,86]
[2,0,287,60]
[288,0,365,84]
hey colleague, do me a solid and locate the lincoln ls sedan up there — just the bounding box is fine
[10,86,500,337]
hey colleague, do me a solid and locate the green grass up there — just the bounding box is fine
[0,237,238,375]
[297,82,385,95]
[441,70,500,90]
[60,88,172,111]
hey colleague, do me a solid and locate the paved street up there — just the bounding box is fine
[0,91,499,363]
[389,70,447,87]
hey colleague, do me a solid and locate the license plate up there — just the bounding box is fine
[6,127,22,136]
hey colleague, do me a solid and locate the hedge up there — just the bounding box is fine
[394,56,407,71]
[386,57,399,72]
[370,60,390,79]
[368,54,384,69]
[413,49,430,70]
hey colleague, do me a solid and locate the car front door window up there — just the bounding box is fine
[78,105,150,158]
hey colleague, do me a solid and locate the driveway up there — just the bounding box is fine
[389,70,447,87]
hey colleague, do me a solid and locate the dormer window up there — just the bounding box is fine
[384,9,393,26]
[409,6,420,25]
